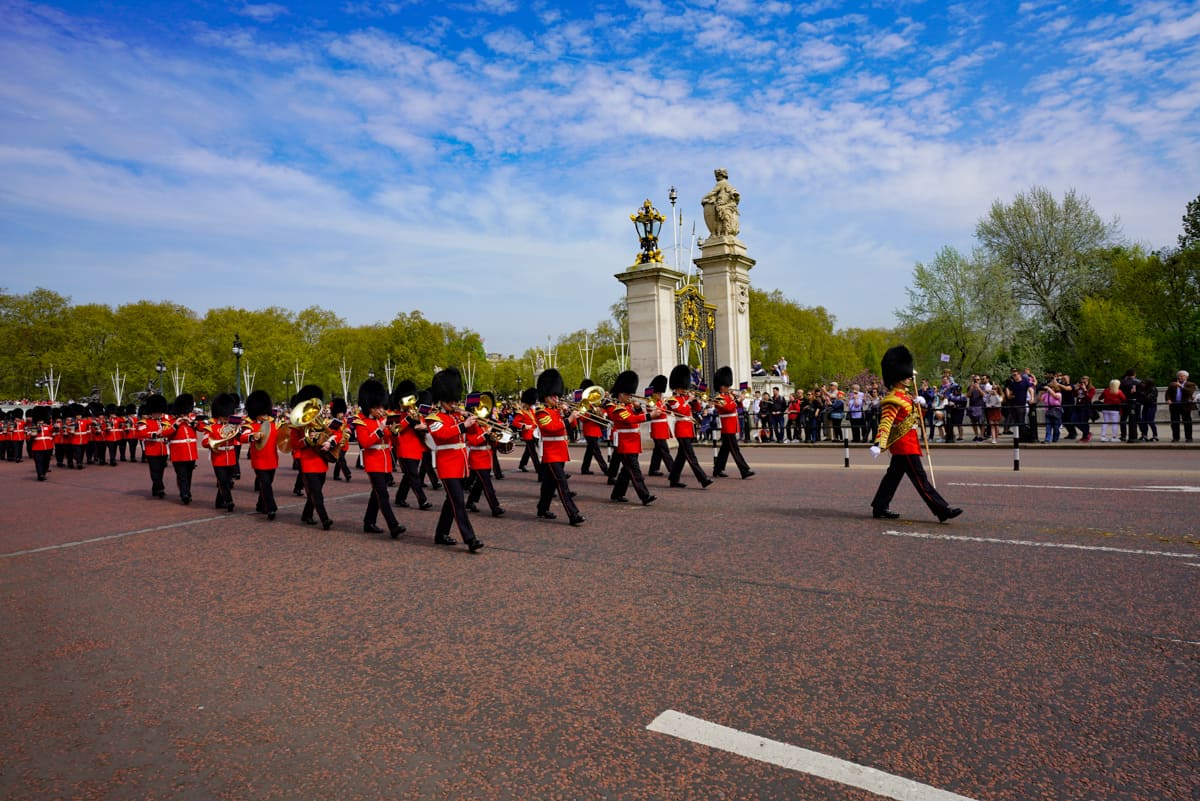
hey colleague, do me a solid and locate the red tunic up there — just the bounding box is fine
[29,422,55,452]
[394,418,427,461]
[714,392,740,435]
[535,406,571,463]
[426,410,470,479]
[70,418,91,447]
[648,398,671,440]
[168,418,200,462]
[581,414,605,439]
[137,418,169,458]
[667,393,700,439]
[245,419,280,470]
[203,420,239,467]
[875,388,921,456]
[513,409,538,442]
[465,425,493,471]
[353,414,393,473]
[608,402,646,455]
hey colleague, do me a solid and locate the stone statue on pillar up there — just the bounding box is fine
[701,168,740,239]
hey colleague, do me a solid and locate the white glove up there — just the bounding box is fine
[870,445,881,459]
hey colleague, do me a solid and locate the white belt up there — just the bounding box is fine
[365,443,389,451]
[719,412,738,419]
[541,435,567,442]
[467,445,490,453]
[173,438,197,445]
[212,445,234,452]
[434,443,465,452]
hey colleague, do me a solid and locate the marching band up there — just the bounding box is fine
[2,361,767,553]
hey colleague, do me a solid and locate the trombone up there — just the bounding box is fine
[561,385,611,427]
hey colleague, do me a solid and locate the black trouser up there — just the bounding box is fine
[55,442,66,467]
[668,437,709,485]
[213,465,236,509]
[1139,403,1159,439]
[871,453,952,517]
[1169,404,1193,441]
[714,433,752,476]
[580,435,609,474]
[467,469,502,513]
[333,452,352,480]
[538,461,579,518]
[491,448,504,478]
[147,455,167,496]
[436,476,477,543]
[850,417,866,442]
[647,438,675,475]
[1119,402,1138,441]
[118,439,130,461]
[364,471,400,530]
[293,457,305,495]
[233,445,243,479]
[395,457,429,506]
[420,451,440,488]
[611,452,652,502]
[33,450,51,479]
[69,444,84,468]
[518,439,541,474]
[302,472,330,523]
[105,442,118,464]
[172,460,195,501]
[254,467,277,514]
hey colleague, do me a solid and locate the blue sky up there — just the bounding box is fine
[2,0,1198,356]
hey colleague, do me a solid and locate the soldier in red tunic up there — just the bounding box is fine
[353,379,405,538]
[607,369,657,505]
[243,389,280,520]
[330,397,352,482]
[137,394,171,498]
[28,406,55,480]
[533,369,584,525]
[202,393,240,512]
[576,378,610,476]
[291,384,338,530]
[645,374,676,479]
[870,345,962,522]
[390,380,435,512]
[426,367,484,553]
[665,364,713,489]
[167,393,200,505]
[464,392,505,518]
[711,365,754,479]
[68,404,91,470]
[514,387,542,476]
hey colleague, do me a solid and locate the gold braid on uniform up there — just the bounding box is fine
[875,389,916,451]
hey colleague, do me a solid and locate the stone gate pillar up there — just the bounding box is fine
[693,235,755,387]
[615,264,685,382]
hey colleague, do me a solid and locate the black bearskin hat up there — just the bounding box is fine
[430,367,463,404]
[244,390,271,419]
[104,404,117,416]
[579,378,594,390]
[294,384,324,403]
[611,370,639,397]
[125,404,137,416]
[211,392,237,419]
[11,407,24,419]
[649,374,668,395]
[714,366,734,391]
[881,345,915,388]
[520,387,540,406]
[30,406,50,423]
[88,402,104,417]
[172,393,195,416]
[330,397,348,416]
[669,364,692,391]
[144,394,169,415]
[537,368,565,401]
[417,389,433,408]
[358,379,388,411]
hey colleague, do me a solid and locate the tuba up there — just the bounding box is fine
[279,397,342,463]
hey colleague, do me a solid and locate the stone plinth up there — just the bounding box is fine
[693,236,755,388]
[615,264,685,383]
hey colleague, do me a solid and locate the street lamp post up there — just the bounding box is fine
[155,359,167,394]
[232,334,244,401]
[282,376,294,407]
[630,198,666,265]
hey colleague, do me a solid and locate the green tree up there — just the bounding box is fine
[1074,297,1155,382]
[1179,192,1200,250]
[897,246,1019,378]
[975,186,1120,353]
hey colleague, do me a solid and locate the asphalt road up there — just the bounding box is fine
[1,443,1197,801]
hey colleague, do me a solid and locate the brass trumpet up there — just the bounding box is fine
[561,385,611,427]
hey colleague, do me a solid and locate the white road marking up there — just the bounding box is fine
[949,482,1200,493]
[647,710,980,801]
[882,530,1198,559]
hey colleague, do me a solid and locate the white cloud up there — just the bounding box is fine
[235,4,288,23]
